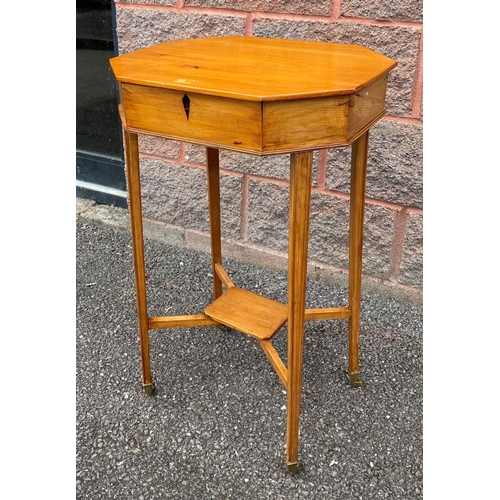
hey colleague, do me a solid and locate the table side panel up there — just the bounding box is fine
[121,83,263,152]
[262,95,350,152]
[347,75,388,141]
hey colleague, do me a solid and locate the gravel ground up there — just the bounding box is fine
[76,219,423,499]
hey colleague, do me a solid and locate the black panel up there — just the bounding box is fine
[76,0,126,206]
[76,152,126,190]
[76,186,128,208]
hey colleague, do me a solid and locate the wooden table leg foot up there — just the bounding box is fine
[346,370,364,387]
[286,461,302,475]
[143,382,156,395]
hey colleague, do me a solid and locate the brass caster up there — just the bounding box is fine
[346,370,364,387]
[286,461,302,475]
[143,382,156,395]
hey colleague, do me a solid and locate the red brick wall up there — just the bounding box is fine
[114,0,423,300]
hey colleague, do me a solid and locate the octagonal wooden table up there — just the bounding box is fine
[110,36,397,474]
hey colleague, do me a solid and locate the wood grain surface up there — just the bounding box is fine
[111,36,397,101]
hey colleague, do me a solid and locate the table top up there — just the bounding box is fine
[110,36,397,102]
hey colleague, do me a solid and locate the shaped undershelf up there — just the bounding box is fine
[204,287,288,340]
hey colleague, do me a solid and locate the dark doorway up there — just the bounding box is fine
[76,0,127,207]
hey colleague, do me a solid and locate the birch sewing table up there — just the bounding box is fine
[110,36,397,474]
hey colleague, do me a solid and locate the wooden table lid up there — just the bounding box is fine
[110,36,397,102]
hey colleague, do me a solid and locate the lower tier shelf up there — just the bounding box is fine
[204,287,288,340]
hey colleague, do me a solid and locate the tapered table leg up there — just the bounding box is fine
[124,131,154,395]
[286,151,313,474]
[206,147,223,301]
[348,131,369,387]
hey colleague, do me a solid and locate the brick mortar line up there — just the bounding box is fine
[247,173,289,187]
[182,159,246,180]
[241,12,335,23]
[332,0,341,20]
[115,3,246,17]
[411,31,424,119]
[406,207,423,216]
[384,115,423,125]
[325,189,415,215]
[245,13,253,35]
[388,207,409,279]
[252,11,422,28]
[115,3,422,29]
[336,16,422,29]
[336,190,423,213]
[179,158,206,169]
[139,152,245,179]
[179,141,186,162]
[139,152,181,163]
[316,150,328,188]
[311,187,417,212]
